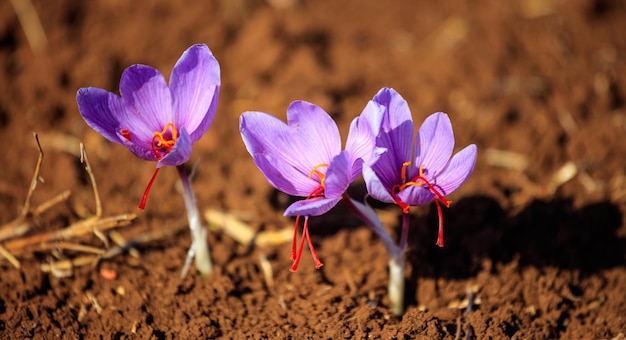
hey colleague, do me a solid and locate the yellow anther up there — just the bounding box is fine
[153,123,177,147]
[308,163,329,187]
[397,163,427,192]
[151,123,178,159]
[401,161,411,183]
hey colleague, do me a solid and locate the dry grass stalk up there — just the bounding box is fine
[0,244,20,268]
[484,148,529,171]
[0,134,46,241]
[205,208,292,247]
[101,219,187,260]
[1,134,205,277]
[108,230,141,258]
[9,0,47,53]
[34,241,106,255]
[205,209,255,245]
[3,210,136,254]
[41,255,100,275]
[0,135,136,272]
[258,254,274,288]
[40,219,188,276]
[0,133,47,266]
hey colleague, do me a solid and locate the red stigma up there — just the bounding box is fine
[137,123,178,210]
[120,128,132,142]
[290,215,323,272]
[290,164,328,271]
[138,167,160,210]
[391,161,452,247]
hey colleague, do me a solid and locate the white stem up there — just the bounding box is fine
[388,254,406,316]
[178,165,212,278]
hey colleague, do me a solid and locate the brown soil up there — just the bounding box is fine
[2,0,626,338]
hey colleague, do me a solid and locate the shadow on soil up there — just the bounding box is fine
[273,187,624,277]
[416,195,625,278]
[272,188,624,303]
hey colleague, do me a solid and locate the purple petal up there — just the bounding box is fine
[324,151,352,198]
[118,64,173,145]
[434,144,477,195]
[368,119,414,190]
[373,88,412,133]
[240,104,342,196]
[285,101,342,168]
[348,149,386,186]
[156,127,193,168]
[370,88,415,185]
[363,163,394,203]
[76,87,124,144]
[170,44,221,142]
[117,134,156,161]
[240,111,319,194]
[397,184,435,207]
[345,100,384,178]
[284,196,342,216]
[251,153,319,196]
[240,111,291,156]
[414,112,454,178]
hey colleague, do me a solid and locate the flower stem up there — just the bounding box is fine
[388,251,406,316]
[399,212,410,252]
[389,212,410,316]
[343,194,406,316]
[177,165,212,278]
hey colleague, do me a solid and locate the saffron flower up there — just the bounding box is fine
[76,44,220,209]
[363,87,477,247]
[76,44,220,277]
[357,87,476,316]
[240,100,383,271]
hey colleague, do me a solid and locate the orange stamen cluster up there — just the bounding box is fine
[391,161,451,247]
[151,123,178,160]
[290,163,328,272]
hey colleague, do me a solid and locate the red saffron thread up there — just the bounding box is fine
[390,161,452,247]
[139,167,161,210]
[120,129,132,142]
[289,163,328,271]
[137,123,179,210]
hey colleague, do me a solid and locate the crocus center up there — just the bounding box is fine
[289,163,329,272]
[151,123,178,160]
[391,161,451,247]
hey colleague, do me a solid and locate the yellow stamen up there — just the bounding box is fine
[151,123,178,160]
[308,163,329,187]
[153,123,177,147]
[400,161,411,183]
[399,162,426,191]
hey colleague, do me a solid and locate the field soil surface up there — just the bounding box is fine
[1,0,626,338]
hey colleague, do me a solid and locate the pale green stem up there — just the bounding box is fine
[389,212,410,316]
[178,165,212,278]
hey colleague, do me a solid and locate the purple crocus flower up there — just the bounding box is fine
[240,100,383,271]
[76,44,220,209]
[363,87,477,247]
